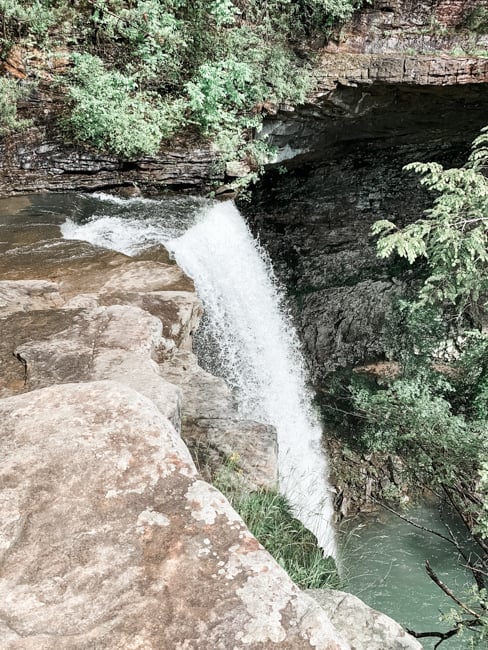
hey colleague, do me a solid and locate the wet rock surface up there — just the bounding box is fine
[0,125,222,196]
[160,350,279,490]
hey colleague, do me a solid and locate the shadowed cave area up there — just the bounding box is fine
[242,81,488,386]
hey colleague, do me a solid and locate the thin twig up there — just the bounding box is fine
[425,560,480,618]
[373,499,458,547]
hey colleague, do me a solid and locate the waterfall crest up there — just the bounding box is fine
[62,195,336,557]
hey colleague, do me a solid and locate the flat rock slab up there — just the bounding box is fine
[0,381,349,650]
[186,417,278,490]
[13,303,181,427]
[0,308,85,398]
[0,280,63,316]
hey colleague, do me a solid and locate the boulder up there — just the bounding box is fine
[160,350,279,490]
[308,590,422,650]
[15,304,181,428]
[0,381,350,650]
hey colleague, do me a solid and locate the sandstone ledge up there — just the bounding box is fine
[316,53,488,93]
[0,381,349,650]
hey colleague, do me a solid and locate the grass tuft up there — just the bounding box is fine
[214,457,340,590]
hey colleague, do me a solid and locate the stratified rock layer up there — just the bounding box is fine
[1,1,487,195]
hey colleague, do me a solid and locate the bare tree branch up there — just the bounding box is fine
[425,560,480,618]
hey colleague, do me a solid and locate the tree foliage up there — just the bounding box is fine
[0,77,33,135]
[351,128,488,644]
[64,53,184,156]
[0,0,362,164]
[372,130,488,316]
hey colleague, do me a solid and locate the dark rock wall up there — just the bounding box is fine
[243,82,488,384]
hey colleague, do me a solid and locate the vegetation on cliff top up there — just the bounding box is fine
[0,0,361,180]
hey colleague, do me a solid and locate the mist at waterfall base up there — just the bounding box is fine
[61,194,336,557]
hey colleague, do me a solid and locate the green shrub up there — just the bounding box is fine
[63,53,185,156]
[0,0,58,45]
[0,77,32,136]
[4,1,364,166]
[351,373,480,480]
[89,0,188,86]
[240,0,361,37]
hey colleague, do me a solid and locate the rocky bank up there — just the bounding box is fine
[0,195,421,648]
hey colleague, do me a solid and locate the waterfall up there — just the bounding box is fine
[61,196,336,557]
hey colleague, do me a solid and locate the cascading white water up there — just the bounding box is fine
[61,195,336,557]
[168,203,336,557]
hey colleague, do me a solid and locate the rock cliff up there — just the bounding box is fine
[0,195,421,649]
[1,1,487,197]
[242,0,488,382]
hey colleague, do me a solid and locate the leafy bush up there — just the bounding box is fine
[239,0,361,37]
[351,373,480,482]
[463,7,488,33]
[3,1,362,165]
[0,0,56,42]
[63,53,185,156]
[341,125,488,644]
[89,0,188,86]
[0,77,32,135]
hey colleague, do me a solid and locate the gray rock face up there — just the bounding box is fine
[301,280,403,378]
[161,350,279,490]
[333,0,487,57]
[243,97,484,382]
[0,125,222,196]
[0,381,349,650]
[308,590,422,650]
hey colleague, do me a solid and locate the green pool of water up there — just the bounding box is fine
[340,502,480,649]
